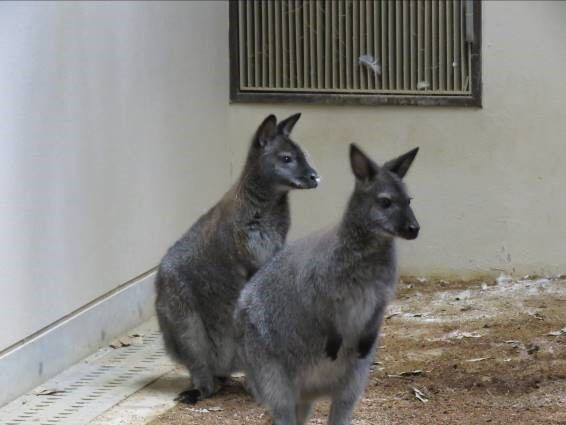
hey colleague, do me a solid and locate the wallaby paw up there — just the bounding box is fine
[175,389,202,405]
[325,332,343,361]
[357,332,377,359]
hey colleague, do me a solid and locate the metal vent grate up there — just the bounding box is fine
[230,0,481,106]
[0,320,175,425]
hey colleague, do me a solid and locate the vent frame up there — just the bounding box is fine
[229,0,482,107]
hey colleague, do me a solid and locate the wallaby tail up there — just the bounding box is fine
[156,312,184,362]
[154,272,184,362]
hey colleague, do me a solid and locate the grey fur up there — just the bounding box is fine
[235,144,420,425]
[155,113,318,404]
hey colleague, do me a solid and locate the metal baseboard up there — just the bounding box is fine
[0,270,157,407]
[0,320,175,425]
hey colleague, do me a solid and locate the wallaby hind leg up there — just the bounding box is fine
[171,312,224,404]
[327,363,370,425]
[272,407,298,425]
[327,398,356,425]
[246,360,297,425]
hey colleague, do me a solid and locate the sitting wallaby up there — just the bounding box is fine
[155,113,319,404]
[235,144,420,425]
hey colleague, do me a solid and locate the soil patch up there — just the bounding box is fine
[149,277,566,424]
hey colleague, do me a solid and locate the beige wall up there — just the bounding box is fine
[227,1,566,279]
[0,1,231,351]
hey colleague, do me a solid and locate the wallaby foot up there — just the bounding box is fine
[175,376,226,405]
[175,389,201,405]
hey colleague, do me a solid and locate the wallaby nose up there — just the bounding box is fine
[406,223,420,239]
[309,171,320,187]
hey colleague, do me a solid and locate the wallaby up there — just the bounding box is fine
[155,113,319,404]
[234,144,420,425]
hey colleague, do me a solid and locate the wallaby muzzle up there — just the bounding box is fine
[292,167,320,189]
[399,211,420,240]
[402,222,420,240]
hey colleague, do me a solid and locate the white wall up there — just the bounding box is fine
[2,0,565,355]
[227,1,566,279]
[0,1,231,351]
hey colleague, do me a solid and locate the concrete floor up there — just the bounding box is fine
[0,319,179,425]
[90,367,188,425]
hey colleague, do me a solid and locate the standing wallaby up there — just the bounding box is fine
[234,144,420,425]
[155,113,319,404]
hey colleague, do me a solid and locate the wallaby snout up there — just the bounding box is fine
[309,171,320,187]
[398,204,420,240]
[296,166,320,189]
[402,219,420,240]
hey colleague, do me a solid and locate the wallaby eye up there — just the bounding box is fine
[280,155,293,164]
[378,197,392,208]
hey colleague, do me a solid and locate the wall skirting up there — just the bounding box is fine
[0,269,157,407]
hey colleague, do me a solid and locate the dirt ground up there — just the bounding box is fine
[150,276,566,425]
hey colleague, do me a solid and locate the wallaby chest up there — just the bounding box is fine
[325,242,396,326]
[319,273,395,363]
[332,274,394,331]
[241,207,289,267]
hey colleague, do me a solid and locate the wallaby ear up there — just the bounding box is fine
[254,114,278,148]
[277,112,301,136]
[383,147,419,179]
[349,144,377,182]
